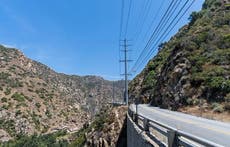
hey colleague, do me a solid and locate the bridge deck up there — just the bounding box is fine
[130,104,230,147]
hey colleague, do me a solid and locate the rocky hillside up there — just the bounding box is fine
[129,0,230,114]
[69,105,127,147]
[0,45,124,142]
[85,106,127,147]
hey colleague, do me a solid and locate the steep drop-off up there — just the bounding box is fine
[129,0,230,116]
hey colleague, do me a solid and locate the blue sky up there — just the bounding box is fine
[0,0,204,80]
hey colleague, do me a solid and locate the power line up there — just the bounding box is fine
[134,0,166,51]
[124,0,133,38]
[134,0,190,72]
[130,0,176,73]
[146,0,181,47]
[132,0,152,43]
[132,0,149,37]
[119,0,125,76]
[131,0,181,73]
[132,0,181,72]
[134,0,194,73]
[118,0,134,104]
[119,0,125,39]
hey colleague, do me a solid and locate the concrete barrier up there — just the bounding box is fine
[127,114,156,147]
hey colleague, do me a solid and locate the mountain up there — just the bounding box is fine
[0,45,124,142]
[129,0,230,117]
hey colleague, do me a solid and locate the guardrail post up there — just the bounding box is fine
[128,109,131,116]
[167,130,177,147]
[134,113,139,123]
[143,118,149,132]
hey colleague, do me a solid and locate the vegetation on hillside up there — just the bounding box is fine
[0,45,124,141]
[129,0,230,113]
[0,106,127,147]
[0,131,68,147]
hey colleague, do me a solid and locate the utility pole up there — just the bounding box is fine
[120,39,132,106]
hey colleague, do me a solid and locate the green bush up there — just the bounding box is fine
[189,11,203,25]
[4,87,11,95]
[31,111,40,130]
[15,110,22,116]
[143,70,157,89]
[211,102,224,113]
[1,97,7,103]
[11,93,25,102]
[16,102,28,108]
[9,79,23,88]
[206,77,230,92]
[35,103,41,108]
[1,131,68,147]
[45,110,52,118]
[0,119,16,137]
[186,98,193,105]
[0,72,11,79]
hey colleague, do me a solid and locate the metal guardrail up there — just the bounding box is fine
[128,108,224,147]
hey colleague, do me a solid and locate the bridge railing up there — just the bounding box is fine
[128,108,223,147]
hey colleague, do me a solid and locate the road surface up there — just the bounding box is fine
[130,104,230,147]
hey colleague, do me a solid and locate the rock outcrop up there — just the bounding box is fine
[129,0,230,114]
[86,106,127,147]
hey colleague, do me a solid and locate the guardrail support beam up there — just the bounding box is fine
[134,113,138,123]
[143,118,149,132]
[167,130,177,147]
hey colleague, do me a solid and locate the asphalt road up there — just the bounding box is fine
[130,104,230,147]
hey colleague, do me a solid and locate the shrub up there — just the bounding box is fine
[189,12,202,25]
[45,110,52,118]
[224,103,230,111]
[7,79,23,88]
[16,102,28,108]
[1,97,7,103]
[143,70,157,89]
[0,119,16,137]
[206,77,230,92]
[224,93,230,102]
[186,98,193,105]
[35,103,41,108]
[31,111,40,130]
[15,110,22,116]
[2,104,8,110]
[0,72,11,79]
[28,88,33,92]
[11,93,25,102]
[211,102,224,113]
[4,87,11,95]
[1,131,68,147]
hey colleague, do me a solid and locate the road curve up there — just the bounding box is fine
[130,104,230,147]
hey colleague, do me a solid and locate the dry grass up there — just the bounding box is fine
[178,106,230,123]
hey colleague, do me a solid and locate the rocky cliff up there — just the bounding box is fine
[129,0,230,116]
[69,105,127,147]
[0,45,124,142]
[85,106,127,147]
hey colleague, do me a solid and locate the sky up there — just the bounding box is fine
[0,0,204,80]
